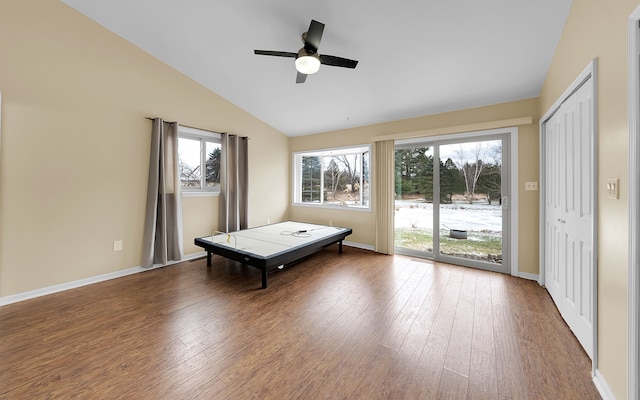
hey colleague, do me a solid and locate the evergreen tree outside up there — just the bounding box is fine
[476,162,502,204]
[395,147,432,200]
[205,147,221,187]
[301,156,322,202]
[439,157,465,203]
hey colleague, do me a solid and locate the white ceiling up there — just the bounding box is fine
[61,0,573,137]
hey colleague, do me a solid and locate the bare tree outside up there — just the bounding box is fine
[178,137,200,187]
[179,158,201,187]
[325,159,342,199]
[335,154,359,193]
[453,142,492,203]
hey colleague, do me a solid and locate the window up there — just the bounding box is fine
[293,145,370,209]
[178,126,222,195]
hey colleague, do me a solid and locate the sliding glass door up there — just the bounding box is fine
[394,146,435,255]
[394,133,510,274]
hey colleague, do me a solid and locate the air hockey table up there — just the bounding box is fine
[194,221,353,289]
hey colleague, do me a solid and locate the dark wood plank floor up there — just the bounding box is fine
[0,247,600,399]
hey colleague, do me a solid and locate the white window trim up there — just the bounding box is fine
[292,144,371,211]
[178,125,222,197]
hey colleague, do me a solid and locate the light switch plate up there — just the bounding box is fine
[606,178,619,199]
[525,181,538,191]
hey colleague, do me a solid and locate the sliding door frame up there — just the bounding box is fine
[395,127,519,276]
[628,6,640,400]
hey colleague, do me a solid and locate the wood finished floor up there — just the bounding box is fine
[0,247,600,399]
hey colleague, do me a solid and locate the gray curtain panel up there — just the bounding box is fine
[142,118,184,268]
[219,133,248,233]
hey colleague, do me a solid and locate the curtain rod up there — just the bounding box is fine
[145,117,228,136]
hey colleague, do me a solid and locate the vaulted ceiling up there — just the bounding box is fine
[61,0,573,136]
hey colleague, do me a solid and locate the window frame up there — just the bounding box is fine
[178,125,222,197]
[292,144,371,211]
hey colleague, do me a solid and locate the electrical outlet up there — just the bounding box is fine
[329,220,333,227]
[266,218,271,224]
[113,240,123,251]
[525,181,538,191]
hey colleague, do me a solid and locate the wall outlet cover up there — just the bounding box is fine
[113,240,123,251]
[525,181,538,191]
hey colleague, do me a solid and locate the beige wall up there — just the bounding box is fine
[539,1,638,398]
[291,98,541,274]
[0,0,632,396]
[0,0,289,297]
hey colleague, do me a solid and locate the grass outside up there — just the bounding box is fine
[395,228,502,263]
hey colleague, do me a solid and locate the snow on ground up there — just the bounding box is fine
[394,200,502,232]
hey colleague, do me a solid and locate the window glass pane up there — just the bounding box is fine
[179,137,202,188]
[301,156,322,203]
[439,140,503,263]
[394,146,434,253]
[362,151,370,207]
[326,154,359,205]
[205,141,221,188]
[294,146,370,208]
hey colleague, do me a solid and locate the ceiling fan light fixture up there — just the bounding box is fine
[295,50,320,74]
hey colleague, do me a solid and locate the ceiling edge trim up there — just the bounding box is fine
[371,116,533,142]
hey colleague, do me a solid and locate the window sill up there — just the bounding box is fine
[182,191,220,198]
[292,203,371,212]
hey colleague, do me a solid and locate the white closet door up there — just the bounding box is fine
[544,106,564,308]
[543,78,594,358]
[561,79,594,358]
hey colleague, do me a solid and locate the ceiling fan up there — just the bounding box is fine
[254,19,358,84]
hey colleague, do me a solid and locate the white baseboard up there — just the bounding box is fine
[518,271,539,281]
[343,241,375,251]
[0,252,206,307]
[1,245,371,307]
[593,369,616,400]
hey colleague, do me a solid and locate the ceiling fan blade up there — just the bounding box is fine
[296,72,307,84]
[319,54,358,69]
[254,50,297,58]
[304,20,324,52]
